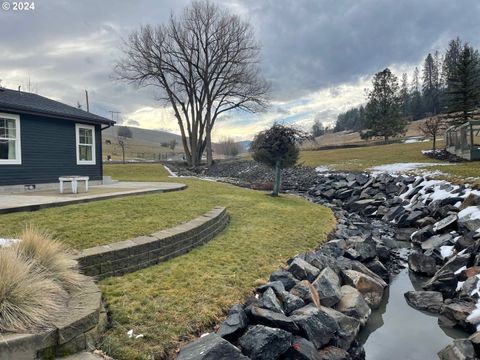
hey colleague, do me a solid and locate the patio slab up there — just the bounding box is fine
[0,181,186,214]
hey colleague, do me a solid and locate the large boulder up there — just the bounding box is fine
[320,306,361,350]
[342,270,386,308]
[279,291,305,315]
[250,306,299,333]
[239,325,293,360]
[335,285,371,325]
[404,291,443,313]
[408,252,437,276]
[270,270,299,291]
[282,336,323,360]
[290,305,338,349]
[421,233,454,251]
[424,253,471,298]
[365,259,390,282]
[288,258,320,282]
[317,346,351,360]
[290,280,321,308]
[438,339,476,360]
[261,287,284,313]
[312,267,342,307]
[440,301,476,330]
[458,206,480,233]
[177,333,248,360]
[218,304,248,340]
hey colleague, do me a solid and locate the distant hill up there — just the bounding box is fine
[103,126,184,161]
[104,126,182,144]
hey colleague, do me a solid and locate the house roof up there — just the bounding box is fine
[0,87,115,126]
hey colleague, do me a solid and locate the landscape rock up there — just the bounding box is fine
[438,339,476,360]
[250,306,299,333]
[408,252,437,276]
[270,270,299,291]
[257,281,286,295]
[320,306,361,350]
[312,267,342,307]
[261,287,284,313]
[290,305,338,349]
[239,325,294,360]
[335,285,371,325]
[342,270,386,308]
[440,301,476,330]
[282,336,322,360]
[404,291,443,313]
[177,333,248,360]
[218,304,248,340]
[290,280,321,308]
[288,258,320,282]
[317,346,351,360]
[365,259,390,282]
[279,291,305,315]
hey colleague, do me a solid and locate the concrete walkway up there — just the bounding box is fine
[0,181,186,214]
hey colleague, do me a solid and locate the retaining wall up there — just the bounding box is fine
[74,206,229,279]
[0,277,106,360]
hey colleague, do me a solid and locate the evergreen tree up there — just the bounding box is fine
[400,73,410,118]
[422,53,440,115]
[442,37,463,88]
[311,118,325,137]
[410,67,424,120]
[446,43,480,126]
[363,68,407,142]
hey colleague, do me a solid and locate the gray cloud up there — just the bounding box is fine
[1,0,479,134]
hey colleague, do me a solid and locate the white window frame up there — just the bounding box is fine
[0,112,21,165]
[75,123,96,165]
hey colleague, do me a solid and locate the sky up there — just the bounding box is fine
[1,0,480,140]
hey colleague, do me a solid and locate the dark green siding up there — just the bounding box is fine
[0,113,103,186]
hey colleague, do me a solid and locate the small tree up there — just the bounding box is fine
[418,117,447,150]
[217,138,241,157]
[250,124,307,196]
[363,68,407,142]
[311,119,325,137]
[169,139,177,151]
[117,126,133,164]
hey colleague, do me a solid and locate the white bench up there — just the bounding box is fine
[59,176,89,194]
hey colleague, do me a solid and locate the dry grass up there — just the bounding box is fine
[16,226,83,293]
[0,247,67,332]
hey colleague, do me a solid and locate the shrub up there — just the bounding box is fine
[15,226,83,293]
[0,247,67,332]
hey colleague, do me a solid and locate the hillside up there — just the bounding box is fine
[103,126,184,161]
[303,118,431,149]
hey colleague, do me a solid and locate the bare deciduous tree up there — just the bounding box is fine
[216,137,241,157]
[117,126,133,164]
[115,0,269,167]
[418,116,447,150]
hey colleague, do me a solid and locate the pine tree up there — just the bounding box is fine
[446,44,480,126]
[400,73,410,118]
[423,53,440,115]
[410,67,424,120]
[442,37,463,88]
[363,68,407,142]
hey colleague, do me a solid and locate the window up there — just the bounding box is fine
[0,113,21,165]
[75,124,96,165]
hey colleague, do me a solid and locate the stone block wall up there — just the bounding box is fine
[74,206,229,279]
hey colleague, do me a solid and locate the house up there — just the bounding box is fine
[0,87,115,191]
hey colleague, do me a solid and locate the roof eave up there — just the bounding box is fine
[0,106,115,126]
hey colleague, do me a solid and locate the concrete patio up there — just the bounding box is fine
[0,181,187,214]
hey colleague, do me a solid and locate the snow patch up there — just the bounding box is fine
[369,162,449,176]
[458,206,480,221]
[440,246,455,259]
[163,165,178,177]
[315,166,331,173]
[0,238,19,248]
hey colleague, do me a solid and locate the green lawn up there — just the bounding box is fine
[0,163,333,359]
[300,140,480,183]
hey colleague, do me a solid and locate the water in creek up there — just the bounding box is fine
[358,269,468,360]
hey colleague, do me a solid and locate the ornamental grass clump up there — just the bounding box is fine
[15,225,83,293]
[0,247,67,332]
[0,226,83,333]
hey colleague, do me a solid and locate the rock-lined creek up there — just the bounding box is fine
[360,268,468,360]
[172,161,480,360]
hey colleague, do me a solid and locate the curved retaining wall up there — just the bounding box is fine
[74,206,229,279]
[0,276,106,360]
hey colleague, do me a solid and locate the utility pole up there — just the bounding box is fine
[109,111,121,122]
[85,90,90,112]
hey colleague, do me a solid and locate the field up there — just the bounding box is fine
[300,140,480,184]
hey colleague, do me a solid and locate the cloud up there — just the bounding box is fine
[1,0,479,141]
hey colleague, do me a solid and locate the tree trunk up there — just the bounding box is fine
[433,134,436,151]
[122,146,125,164]
[272,161,282,197]
[206,127,213,167]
